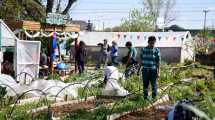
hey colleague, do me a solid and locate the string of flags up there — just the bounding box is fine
[13,29,79,40]
[114,33,185,41]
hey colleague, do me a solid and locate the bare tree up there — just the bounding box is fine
[144,0,163,30]
[143,0,176,30]
[46,0,77,14]
[163,0,176,26]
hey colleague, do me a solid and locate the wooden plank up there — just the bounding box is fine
[4,20,24,31]
[5,20,80,32]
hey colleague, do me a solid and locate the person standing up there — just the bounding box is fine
[76,41,87,74]
[140,36,161,99]
[111,41,119,66]
[125,41,137,67]
[95,39,110,70]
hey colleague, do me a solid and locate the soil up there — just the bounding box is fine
[116,104,170,120]
[30,98,115,117]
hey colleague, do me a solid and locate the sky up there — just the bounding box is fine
[69,0,215,30]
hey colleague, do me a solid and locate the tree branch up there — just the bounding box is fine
[62,0,77,15]
[46,0,54,13]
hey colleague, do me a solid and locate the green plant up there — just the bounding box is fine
[0,86,7,108]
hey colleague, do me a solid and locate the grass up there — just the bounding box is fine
[0,99,51,120]
[0,63,214,119]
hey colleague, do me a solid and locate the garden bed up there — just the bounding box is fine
[28,96,117,117]
[116,103,171,120]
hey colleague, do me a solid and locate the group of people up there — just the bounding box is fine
[75,36,161,99]
[39,36,161,99]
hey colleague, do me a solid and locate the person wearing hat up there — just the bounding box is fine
[95,39,110,70]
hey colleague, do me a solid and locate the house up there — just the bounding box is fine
[79,32,194,63]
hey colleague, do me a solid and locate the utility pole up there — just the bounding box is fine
[102,22,105,31]
[203,10,209,43]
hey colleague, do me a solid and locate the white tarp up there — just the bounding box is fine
[79,32,192,47]
[0,74,101,99]
[16,40,41,82]
[0,20,17,47]
[102,66,129,96]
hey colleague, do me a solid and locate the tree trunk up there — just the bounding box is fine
[46,0,54,13]
[62,0,77,15]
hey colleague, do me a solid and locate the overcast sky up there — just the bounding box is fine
[69,0,215,30]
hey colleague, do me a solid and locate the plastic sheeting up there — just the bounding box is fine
[0,20,17,47]
[102,66,129,96]
[16,40,41,82]
[0,74,101,99]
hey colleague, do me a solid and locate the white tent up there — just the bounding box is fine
[0,20,41,79]
[0,20,18,74]
[79,32,194,63]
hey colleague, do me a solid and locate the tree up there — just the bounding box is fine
[0,0,77,21]
[46,0,77,15]
[143,0,176,30]
[119,9,154,32]
[163,0,176,25]
[0,0,45,21]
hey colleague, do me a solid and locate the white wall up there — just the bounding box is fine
[79,32,191,47]
[79,32,194,63]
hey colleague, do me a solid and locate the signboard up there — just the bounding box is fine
[45,13,68,25]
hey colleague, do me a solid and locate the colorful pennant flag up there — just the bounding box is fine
[117,33,121,39]
[144,36,147,40]
[124,34,127,38]
[137,35,140,40]
[158,36,161,41]
[130,35,133,39]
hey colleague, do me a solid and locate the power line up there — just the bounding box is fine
[70,10,215,14]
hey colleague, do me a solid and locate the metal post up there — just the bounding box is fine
[203,10,209,43]
[102,22,105,31]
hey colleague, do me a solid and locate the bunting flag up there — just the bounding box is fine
[181,37,184,41]
[144,36,147,40]
[137,35,140,40]
[158,36,162,41]
[130,35,133,39]
[117,33,121,39]
[173,37,176,41]
[166,36,169,41]
[124,34,127,39]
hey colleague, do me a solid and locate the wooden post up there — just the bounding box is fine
[74,38,78,73]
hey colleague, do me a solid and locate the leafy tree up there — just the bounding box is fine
[0,0,77,21]
[119,9,154,32]
[0,0,45,21]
